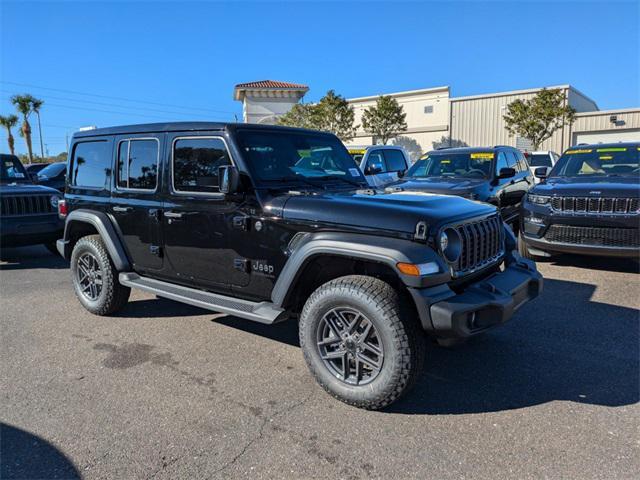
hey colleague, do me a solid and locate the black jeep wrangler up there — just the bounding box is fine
[56,122,542,409]
[520,142,639,259]
[1,153,64,253]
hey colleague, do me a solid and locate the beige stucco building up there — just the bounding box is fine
[234,80,640,159]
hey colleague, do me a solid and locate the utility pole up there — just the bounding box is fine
[65,132,69,151]
[36,110,45,160]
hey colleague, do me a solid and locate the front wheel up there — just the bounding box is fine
[299,275,425,410]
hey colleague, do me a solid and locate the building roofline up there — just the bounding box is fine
[450,85,575,102]
[347,85,450,103]
[575,106,640,116]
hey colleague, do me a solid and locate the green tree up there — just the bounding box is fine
[31,96,45,160]
[313,90,357,141]
[361,95,408,144]
[11,94,36,163]
[277,103,317,129]
[0,114,19,155]
[503,88,576,150]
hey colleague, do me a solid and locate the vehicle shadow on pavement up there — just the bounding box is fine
[0,423,80,479]
[0,245,69,270]
[212,277,639,415]
[537,254,639,274]
[389,277,639,415]
[118,297,213,318]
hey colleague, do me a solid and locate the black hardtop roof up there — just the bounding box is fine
[72,121,333,138]
[568,141,639,150]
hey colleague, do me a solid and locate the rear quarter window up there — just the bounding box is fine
[70,140,112,189]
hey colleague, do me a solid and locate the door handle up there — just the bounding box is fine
[164,211,183,219]
[112,206,132,213]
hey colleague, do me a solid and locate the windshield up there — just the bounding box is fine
[550,146,640,177]
[529,154,553,167]
[235,130,367,187]
[0,156,30,183]
[38,162,66,178]
[349,150,366,165]
[406,152,493,179]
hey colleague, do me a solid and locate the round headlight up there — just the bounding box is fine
[50,194,61,208]
[440,228,462,263]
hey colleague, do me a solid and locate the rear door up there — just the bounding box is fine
[110,134,164,272]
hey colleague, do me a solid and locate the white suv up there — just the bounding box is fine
[348,145,410,187]
[526,151,559,183]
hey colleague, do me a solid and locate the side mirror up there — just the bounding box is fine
[534,166,548,179]
[219,165,240,194]
[397,170,406,178]
[497,167,516,179]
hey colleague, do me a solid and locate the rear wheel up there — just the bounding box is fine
[299,275,425,410]
[70,235,130,315]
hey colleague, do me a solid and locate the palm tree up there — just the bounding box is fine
[0,114,19,155]
[31,97,45,160]
[11,94,35,164]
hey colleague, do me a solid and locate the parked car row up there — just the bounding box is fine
[351,142,639,261]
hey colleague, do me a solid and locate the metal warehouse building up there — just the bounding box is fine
[234,81,640,159]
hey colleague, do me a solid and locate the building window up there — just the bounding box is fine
[424,105,434,114]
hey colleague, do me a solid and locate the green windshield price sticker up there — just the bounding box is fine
[565,149,592,154]
[596,148,627,152]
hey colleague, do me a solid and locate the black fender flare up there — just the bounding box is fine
[60,209,131,271]
[270,231,449,307]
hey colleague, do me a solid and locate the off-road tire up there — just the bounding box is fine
[44,242,59,255]
[70,235,130,315]
[299,275,425,410]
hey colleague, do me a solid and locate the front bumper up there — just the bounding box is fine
[0,214,64,247]
[522,233,639,258]
[409,258,542,338]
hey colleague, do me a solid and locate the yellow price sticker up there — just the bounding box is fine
[441,160,451,164]
[349,149,367,155]
[470,152,494,159]
[599,155,613,160]
[565,149,592,154]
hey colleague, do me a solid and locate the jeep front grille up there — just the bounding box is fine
[550,196,639,214]
[544,225,639,248]
[451,215,504,277]
[0,195,55,217]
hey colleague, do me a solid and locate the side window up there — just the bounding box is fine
[507,150,520,170]
[383,149,407,172]
[117,139,159,190]
[366,150,386,173]
[70,140,111,189]
[173,137,231,193]
[495,151,509,174]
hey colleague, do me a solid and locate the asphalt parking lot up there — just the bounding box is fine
[1,246,638,479]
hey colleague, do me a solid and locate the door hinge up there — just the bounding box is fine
[233,258,250,273]
[233,216,250,231]
[150,245,162,257]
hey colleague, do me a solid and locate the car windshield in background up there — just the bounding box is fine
[529,154,553,167]
[349,150,366,164]
[235,130,367,186]
[550,146,640,177]
[38,162,66,178]
[406,152,493,179]
[0,157,29,183]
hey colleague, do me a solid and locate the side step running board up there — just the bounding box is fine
[118,273,286,324]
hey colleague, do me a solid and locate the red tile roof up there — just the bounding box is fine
[235,80,308,90]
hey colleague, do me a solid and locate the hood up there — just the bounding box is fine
[534,176,640,197]
[388,177,486,196]
[280,189,497,234]
[0,183,62,195]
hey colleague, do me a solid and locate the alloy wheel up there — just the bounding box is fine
[77,253,103,301]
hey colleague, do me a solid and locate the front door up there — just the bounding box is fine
[110,134,164,272]
[162,133,244,291]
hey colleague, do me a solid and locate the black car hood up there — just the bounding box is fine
[388,176,486,195]
[0,183,61,195]
[534,176,640,197]
[280,189,496,234]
